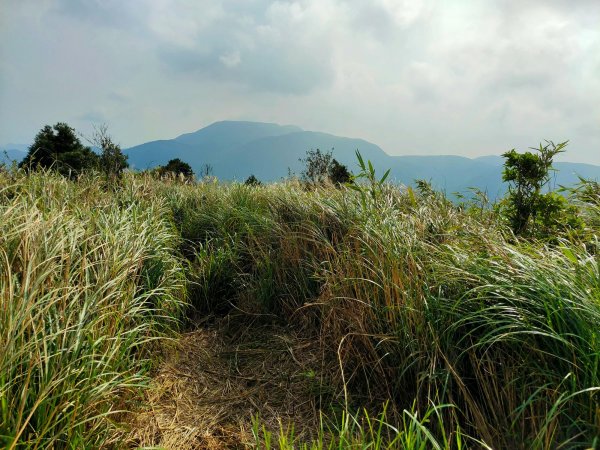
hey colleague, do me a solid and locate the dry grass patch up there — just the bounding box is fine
[124,317,336,449]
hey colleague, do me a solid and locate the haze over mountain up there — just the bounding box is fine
[125,121,600,198]
[0,146,27,165]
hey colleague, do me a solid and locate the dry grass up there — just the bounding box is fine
[4,167,599,448]
[124,316,336,449]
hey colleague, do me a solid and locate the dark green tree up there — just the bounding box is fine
[244,174,262,186]
[20,123,99,177]
[159,158,194,179]
[328,159,352,185]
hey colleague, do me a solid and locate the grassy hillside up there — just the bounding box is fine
[1,166,599,449]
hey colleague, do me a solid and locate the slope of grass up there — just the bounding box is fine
[1,168,599,448]
[161,179,600,448]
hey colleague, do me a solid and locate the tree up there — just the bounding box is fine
[20,123,99,177]
[299,148,352,186]
[90,124,128,180]
[328,159,352,185]
[300,148,332,184]
[244,174,262,186]
[159,158,194,179]
[500,140,578,236]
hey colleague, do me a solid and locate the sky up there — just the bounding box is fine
[1,0,599,163]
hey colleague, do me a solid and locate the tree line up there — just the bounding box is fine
[17,122,198,182]
[12,121,581,238]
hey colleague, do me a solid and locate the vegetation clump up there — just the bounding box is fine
[157,157,195,181]
[245,173,262,186]
[499,140,583,238]
[299,148,352,186]
[19,122,99,178]
[90,124,129,182]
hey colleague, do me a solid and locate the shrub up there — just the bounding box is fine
[91,124,129,181]
[245,174,262,186]
[158,158,195,181]
[500,140,583,238]
[299,148,352,186]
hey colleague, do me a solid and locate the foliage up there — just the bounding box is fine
[499,140,583,237]
[299,148,352,186]
[160,173,600,448]
[245,174,262,186]
[348,149,390,208]
[300,148,332,184]
[252,403,478,450]
[0,169,185,448]
[159,157,195,179]
[19,122,99,178]
[565,177,600,230]
[328,158,352,185]
[3,152,600,448]
[91,124,129,181]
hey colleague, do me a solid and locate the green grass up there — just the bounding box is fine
[0,170,185,448]
[251,402,483,450]
[1,167,599,448]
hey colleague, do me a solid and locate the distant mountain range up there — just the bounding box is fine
[4,121,599,199]
[124,120,600,199]
[0,145,27,165]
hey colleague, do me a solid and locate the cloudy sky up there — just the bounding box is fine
[1,0,599,163]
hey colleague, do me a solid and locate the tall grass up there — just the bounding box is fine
[2,166,598,448]
[0,170,185,448]
[251,402,483,450]
[163,179,599,448]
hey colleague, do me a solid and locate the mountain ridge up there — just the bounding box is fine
[3,121,598,199]
[123,120,600,198]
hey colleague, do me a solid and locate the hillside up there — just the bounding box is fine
[2,168,599,448]
[124,121,600,197]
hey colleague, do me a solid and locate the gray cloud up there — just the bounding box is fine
[52,0,142,30]
[153,1,336,94]
[0,0,599,163]
[158,41,334,95]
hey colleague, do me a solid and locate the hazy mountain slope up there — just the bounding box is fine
[123,121,600,198]
[175,120,302,150]
[126,121,303,172]
[214,130,391,180]
[0,147,26,164]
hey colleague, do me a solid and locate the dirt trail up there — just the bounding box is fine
[123,317,335,449]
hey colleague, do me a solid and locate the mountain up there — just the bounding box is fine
[125,121,303,173]
[124,121,600,198]
[0,146,27,165]
[175,120,302,149]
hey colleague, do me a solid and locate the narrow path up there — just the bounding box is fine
[124,317,335,449]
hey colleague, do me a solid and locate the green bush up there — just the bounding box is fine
[499,140,583,238]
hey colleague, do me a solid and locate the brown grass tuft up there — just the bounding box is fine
[123,317,337,449]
